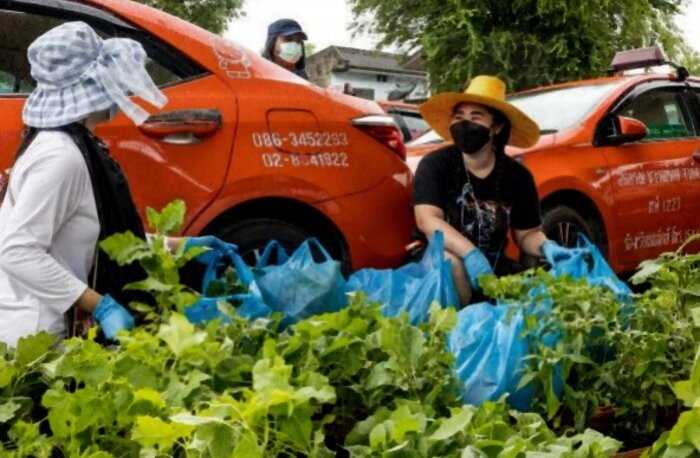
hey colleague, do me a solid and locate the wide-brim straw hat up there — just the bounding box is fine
[419,75,540,148]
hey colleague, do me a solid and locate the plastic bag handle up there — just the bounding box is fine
[202,247,255,293]
[303,238,333,262]
[420,230,446,268]
[544,246,590,268]
[576,233,591,248]
[256,240,289,267]
[429,231,445,256]
[574,234,596,271]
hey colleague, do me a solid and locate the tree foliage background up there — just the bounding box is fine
[349,0,700,91]
[134,0,245,34]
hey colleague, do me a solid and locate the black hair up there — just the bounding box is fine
[12,127,39,167]
[486,108,512,154]
[262,33,306,73]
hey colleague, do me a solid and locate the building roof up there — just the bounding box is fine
[403,50,425,72]
[308,45,427,77]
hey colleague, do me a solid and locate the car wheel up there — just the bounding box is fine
[217,218,339,267]
[542,205,600,249]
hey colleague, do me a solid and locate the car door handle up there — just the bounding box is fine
[139,109,222,145]
[693,149,700,163]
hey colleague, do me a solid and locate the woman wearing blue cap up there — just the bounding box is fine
[0,22,234,346]
[263,18,309,79]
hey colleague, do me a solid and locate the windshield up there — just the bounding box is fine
[508,82,619,133]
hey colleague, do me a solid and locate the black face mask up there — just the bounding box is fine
[450,120,491,155]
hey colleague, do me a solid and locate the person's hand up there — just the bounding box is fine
[462,249,494,291]
[184,236,237,265]
[541,240,576,265]
[93,295,135,340]
[184,297,232,325]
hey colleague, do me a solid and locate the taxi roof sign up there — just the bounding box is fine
[608,46,688,81]
[609,46,666,73]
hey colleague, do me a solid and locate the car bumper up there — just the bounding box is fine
[315,174,415,271]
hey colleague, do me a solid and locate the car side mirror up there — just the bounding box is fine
[607,116,647,145]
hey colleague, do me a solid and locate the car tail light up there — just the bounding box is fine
[352,115,406,161]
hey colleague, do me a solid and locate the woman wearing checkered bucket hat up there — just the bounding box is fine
[0,22,170,346]
[0,21,209,346]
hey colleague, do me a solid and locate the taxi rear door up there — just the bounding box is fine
[678,83,700,247]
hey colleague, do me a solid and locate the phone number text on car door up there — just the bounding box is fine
[261,152,349,168]
[252,132,351,168]
[252,132,349,148]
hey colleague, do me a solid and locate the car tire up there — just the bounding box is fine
[216,218,341,267]
[542,205,602,249]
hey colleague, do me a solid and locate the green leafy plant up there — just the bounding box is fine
[278,298,462,452]
[633,237,700,457]
[345,399,620,457]
[0,202,623,457]
[643,315,700,457]
[481,241,700,446]
[204,266,246,297]
[349,0,690,92]
[133,0,244,34]
[99,200,225,326]
[0,306,621,457]
[631,235,700,314]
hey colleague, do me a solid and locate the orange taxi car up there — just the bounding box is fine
[0,0,413,272]
[407,48,700,273]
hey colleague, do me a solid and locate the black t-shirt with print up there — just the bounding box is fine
[413,145,541,269]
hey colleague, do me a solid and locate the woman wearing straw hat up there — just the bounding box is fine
[415,75,572,305]
[0,22,234,346]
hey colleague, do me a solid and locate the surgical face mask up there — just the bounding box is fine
[449,120,492,155]
[278,41,303,64]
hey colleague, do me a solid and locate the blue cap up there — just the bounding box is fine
[267,19,308,40]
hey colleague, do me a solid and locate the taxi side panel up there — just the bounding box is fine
[91,0,415,269]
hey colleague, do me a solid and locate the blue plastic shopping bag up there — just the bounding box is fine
[549,235,631,299]
[448,298,559,411]
[200,239,346,325]
[346,231,459,324]
[448,236,627,411]
[449,302,529,407]
[252,238,347,326]
[200,246,272,321]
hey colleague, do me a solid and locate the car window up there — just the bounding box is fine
[400,111,430,140]
[0,9,65,95]
[508,82,619,133]
[689,87,700,131]
[407,129,444,147]
[114,28,206,87]
[354,88,375,100]
[0,7,204,96]
[388,113,411,142]
[618,88,691,140]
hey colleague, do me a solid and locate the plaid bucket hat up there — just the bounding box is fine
[23,21,168,128]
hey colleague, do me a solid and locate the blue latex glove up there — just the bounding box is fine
[541,240,576,265]
[93,295,135,340]
[185,297,232,325]
[184,236,237,265]
[462,249,494,291]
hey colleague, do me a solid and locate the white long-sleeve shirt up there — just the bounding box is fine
[0,131,100,346]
